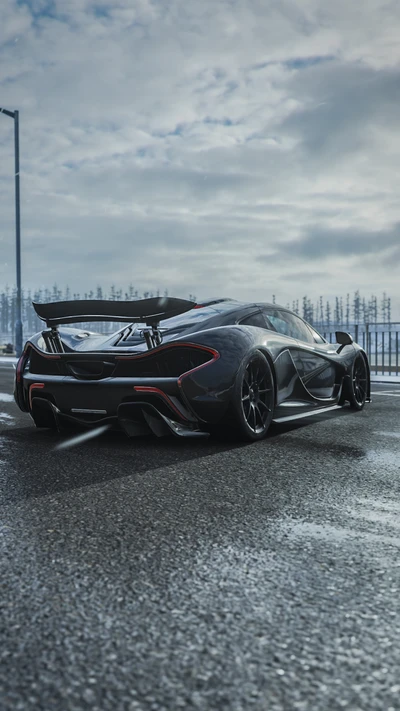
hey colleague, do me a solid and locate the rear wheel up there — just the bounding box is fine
[225,351,275,441]
[347,354,368,410]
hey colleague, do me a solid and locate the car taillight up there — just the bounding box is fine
[16,349,28,383]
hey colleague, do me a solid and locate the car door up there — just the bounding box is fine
[277,311,339,399]
[259,309,313,406]
[264,309,338,401]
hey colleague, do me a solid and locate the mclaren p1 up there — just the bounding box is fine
[14,297,371,441]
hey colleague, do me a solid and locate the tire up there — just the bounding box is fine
[347,354,368,410]
[224,350,275,441]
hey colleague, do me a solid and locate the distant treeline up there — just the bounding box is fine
[0,285,395,341]
[283,291,394,329]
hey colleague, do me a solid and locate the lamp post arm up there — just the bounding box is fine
[0,107,16,119]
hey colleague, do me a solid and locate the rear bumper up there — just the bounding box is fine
[31,397,209,438]
[24,374,209,438]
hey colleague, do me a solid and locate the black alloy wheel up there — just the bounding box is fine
[348,354,368,410]
[227,350,275,441]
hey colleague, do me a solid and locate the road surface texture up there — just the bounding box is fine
[0,361,399,711]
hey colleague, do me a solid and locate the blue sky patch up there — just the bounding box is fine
[284,55,336,70]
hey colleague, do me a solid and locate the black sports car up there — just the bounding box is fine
[14,297,371,441]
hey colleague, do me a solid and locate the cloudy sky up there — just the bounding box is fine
[1,0,400,315]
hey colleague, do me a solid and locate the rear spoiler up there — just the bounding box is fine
[32,297,195,327]
[33,297,196,351]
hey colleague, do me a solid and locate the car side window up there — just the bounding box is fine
[282,313,316,343]
[265,310,315,343]
[239,311,268,329]
[264,310,294,337]
[307,326,326,344]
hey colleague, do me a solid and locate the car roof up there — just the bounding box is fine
[196,298,288,312]
[256,302,290,311]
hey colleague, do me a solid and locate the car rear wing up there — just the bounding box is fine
[32,297,196,351]
[33,297,195,326]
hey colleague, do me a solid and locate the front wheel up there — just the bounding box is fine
[226,351,275,441]
[347,354,368,410]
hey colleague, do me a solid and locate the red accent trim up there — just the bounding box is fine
[29,383,45,409]
[177,348,220,387]
[193,304,204,309]
[133,386,188,421]
[16,348,27,384]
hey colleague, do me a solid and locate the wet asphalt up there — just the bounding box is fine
[0,362,399,711]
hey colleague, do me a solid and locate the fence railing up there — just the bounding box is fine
[2,323,400,376]
[321,323,400,376]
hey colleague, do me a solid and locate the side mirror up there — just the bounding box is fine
[335,331,353,345]
[335,331,353,353]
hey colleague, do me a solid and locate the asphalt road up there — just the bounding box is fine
[1,361,399,711]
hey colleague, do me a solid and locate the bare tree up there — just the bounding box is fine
[326,300,331,328]
[353,290,360,324]
[334,297,340,326]
[319,296,324,326]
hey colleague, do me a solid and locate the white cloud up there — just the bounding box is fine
[0,0,400,316]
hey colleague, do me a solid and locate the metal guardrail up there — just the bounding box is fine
[2,324,400,375]
[321,324,400,376]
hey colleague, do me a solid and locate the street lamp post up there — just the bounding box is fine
[0,107,23,357]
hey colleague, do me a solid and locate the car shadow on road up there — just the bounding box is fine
[1,425,248,503]
[1,406,358,502]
